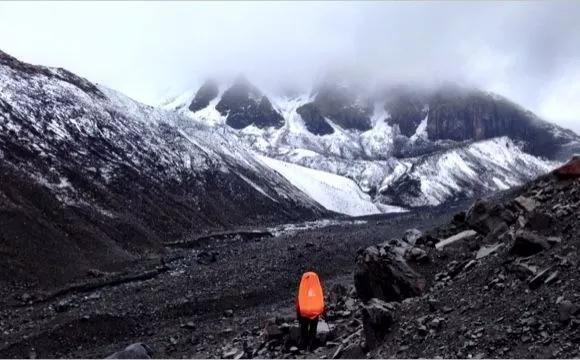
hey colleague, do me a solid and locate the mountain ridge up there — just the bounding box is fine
[166,77,580,209]
[0,50,328,288]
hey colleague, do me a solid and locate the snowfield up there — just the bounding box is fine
[257,155,399,216]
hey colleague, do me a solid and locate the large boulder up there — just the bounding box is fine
[402,229,422,246]
[362,298,397,349]
[509,230,551,256]
[525,211,554,232]
[466,199,510,236]
[354,243,426,303]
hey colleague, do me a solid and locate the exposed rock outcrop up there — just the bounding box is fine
[216,77,284,129]
[296,103,334,135]
[354,240,426,303]
[189,79,219,112]
[307,80,373,131]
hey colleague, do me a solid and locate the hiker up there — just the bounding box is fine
[296,271,324,350]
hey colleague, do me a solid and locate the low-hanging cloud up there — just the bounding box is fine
[0,1,578,132]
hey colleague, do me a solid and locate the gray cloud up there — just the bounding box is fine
[0,1,579,132]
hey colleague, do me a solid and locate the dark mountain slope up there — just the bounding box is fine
[0,50,327,289]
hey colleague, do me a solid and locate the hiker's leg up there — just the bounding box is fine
[299,316,309,349]
[307,317,319,350]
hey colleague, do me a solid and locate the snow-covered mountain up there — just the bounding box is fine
[166,76,580,211]
[0,51,329,286]
[1,49,578,286]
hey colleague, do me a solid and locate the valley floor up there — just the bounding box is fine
[0,204,467,359]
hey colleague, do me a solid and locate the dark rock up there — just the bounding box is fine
[329,283,349,304]
[402,229,422,246]
[509,261,538,279]
[361,298,396,349]
[335,343,366,359]
[558,301,580,323]
[528,267,553,290]
[264,323,284,340]
[223,309,234,318]
[188,80,219,112]
[525,211,554,232]
[197,251,218,265]
[510,230,550,256]
[427,297,439,312]
[453,211,467,224]
[447,260,471,277]
[355,244,426,303]
[288,325,301,344]
[296,103,334,135]
[416,234,440,247]
[106,343,152,359]
[500,208,516,224]
[429,318,443,330]
[514,196,540,213]
[466,200,509,236]
[407,247,428,263]
[442,306,454,314]
[54,299,73,313]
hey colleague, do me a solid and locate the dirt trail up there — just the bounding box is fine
[0,203,467,359]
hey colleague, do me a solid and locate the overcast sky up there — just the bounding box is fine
[0,1,579,132]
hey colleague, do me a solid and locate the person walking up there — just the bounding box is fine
[295,271,324,351]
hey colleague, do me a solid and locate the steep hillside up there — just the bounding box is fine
[0,51,327,289]
[352,157,580,359]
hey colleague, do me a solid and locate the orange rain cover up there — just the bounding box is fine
[296,272,324,319]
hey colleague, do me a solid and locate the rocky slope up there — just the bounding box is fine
[167,78,580,210]
[0,50,328,290]
[199,157,580,360]
[351,157,580,358]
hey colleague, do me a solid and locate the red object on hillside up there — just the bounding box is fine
[554,156,580,178]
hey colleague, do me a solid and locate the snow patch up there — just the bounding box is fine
[257,155,383,216]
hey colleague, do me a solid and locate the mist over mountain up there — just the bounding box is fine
[1,2,580,359]
[0,1,579,132]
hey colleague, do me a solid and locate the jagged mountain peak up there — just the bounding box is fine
[188,78,219,112]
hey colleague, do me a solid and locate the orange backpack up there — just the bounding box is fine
[296,272,324,319]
